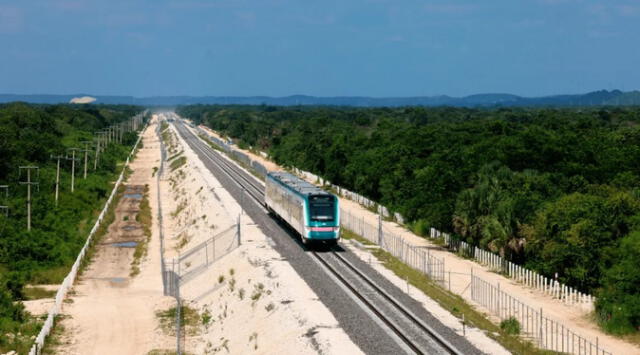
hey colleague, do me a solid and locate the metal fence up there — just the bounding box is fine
[471,275,611,355]
[28,121,147,355]
[340,208,445,284]
[172,224,240,284]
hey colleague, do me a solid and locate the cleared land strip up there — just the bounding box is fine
[44,117,174,354]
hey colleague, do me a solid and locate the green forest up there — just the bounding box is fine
[178,104,640,335]
[0,103,144,352]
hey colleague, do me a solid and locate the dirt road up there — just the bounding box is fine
[53,118,173,354]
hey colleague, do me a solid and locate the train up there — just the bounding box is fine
[265,171,340,245]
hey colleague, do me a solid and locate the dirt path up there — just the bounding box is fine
[53,118,174,355]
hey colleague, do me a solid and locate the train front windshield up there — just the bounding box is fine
[309,195,335,222]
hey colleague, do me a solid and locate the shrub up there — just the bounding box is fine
[500,317,521,335]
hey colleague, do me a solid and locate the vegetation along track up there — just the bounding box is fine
[173,118,464,355]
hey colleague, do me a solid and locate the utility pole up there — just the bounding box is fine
[81,141,92,179]
[19,166,39,231]
[94,132,106,170]
[50,154,64,205]
[67,148,82,193]
[0,185,8,217]
[93,133,101,170]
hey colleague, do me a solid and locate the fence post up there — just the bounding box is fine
[176,258,182,355]
[422,251,426,276]
[377,214,383,247]
[237,213,241,245]
[539,307,543,348]
[471,268,474,300]
[497,282,501,318]
[205,240,209,266]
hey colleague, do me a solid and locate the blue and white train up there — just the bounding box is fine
[265,172,340,246]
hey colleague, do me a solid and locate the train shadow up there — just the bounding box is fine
[267,210,346,253]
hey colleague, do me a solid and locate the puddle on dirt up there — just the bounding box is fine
[110,277,127,283]
[124,193,143,199]
[121,225,139,231]
[110,241,139,248]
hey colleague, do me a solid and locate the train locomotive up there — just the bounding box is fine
[265,172,340,246]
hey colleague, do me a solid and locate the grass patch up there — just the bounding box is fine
[500,317,521,335]
[155,305,201,336]
[169,156,186,172]
[41,315,67,355]
[29,266,71,285]
[0,312,45,354]
[176,233,190,250]
[131,184,152,277]
[80,183,127,275]
[199,134,225,153]
[168,152,183,162]
[152,166,158,177]
[171,200,187,218]
[23,286,57,300]
[340,228,375,246]
[370,247,553,355]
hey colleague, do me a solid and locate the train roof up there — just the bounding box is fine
[267,171,332,197]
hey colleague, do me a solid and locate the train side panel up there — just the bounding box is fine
[265,176,307,236]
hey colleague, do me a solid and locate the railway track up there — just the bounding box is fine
[172,118,464,355]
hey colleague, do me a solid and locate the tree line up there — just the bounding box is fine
[0,103,144,352]
[178,104,640,335]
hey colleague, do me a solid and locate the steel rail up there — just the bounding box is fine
[310,250,426,354]
[329,251,463,355]
[176,123,264,200]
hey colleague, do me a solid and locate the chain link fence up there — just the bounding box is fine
[175,225,239,284]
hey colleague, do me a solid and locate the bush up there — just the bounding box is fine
[596,230,640,334]
[412,219,430,237]
[500,317,521,335]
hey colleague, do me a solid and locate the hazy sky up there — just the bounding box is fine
[1,0,639,97]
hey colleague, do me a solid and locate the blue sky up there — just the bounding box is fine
[0,0,638,97]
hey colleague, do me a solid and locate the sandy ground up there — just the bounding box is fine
[194,123,640,355]
[157,119,362,354]
[50,117,175,355]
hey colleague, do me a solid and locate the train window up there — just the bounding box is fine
[309,195,335,222]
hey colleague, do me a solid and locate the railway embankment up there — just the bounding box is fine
[155,117,362,354]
